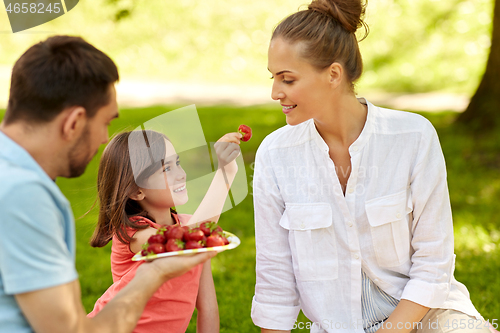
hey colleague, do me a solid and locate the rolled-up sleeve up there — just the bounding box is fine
[251,142,301,330]
[401,120,454,308]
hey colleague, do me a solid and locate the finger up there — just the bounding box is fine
[227,149,241,160]
[216,143,239,157]
[188,251,217,264]
[219,146,239,162]
[217,133,242,144]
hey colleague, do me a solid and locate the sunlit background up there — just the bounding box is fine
[0,0,494,101]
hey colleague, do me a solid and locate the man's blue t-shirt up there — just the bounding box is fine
[0,131,78,332]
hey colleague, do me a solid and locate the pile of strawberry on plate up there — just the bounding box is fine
[133,222,239,260]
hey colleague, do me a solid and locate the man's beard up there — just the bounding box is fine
[67,126,94,178]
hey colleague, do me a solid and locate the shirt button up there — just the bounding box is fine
[354,254,359,259]
[300,223,305,229]
[348,187,354,194]
[352,146,359,152]
[348,221,353,227]
[396,213,402,219]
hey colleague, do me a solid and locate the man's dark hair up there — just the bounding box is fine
[3,35,119,125]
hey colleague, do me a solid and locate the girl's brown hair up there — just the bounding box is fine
[272,0,368,88]
[90,130,173,247]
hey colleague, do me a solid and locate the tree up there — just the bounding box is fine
[457,0,500,132]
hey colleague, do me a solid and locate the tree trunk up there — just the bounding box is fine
[457,0,500,131]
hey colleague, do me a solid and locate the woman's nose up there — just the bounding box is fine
[271,81,285,101]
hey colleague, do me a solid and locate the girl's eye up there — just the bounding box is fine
[163,166,171,172]
[270,76,274,80]
[176,161,181,166]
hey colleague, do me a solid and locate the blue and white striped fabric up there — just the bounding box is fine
[362,270,400,333]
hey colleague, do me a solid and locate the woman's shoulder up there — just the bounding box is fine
[258,120,313,152]
[369,102,436,136]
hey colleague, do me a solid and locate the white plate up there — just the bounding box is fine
[132,231,240,261]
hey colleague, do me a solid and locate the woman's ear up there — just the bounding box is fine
[328,62,343,89]
[129,189,145,201]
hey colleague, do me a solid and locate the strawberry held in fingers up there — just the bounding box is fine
[238,124,252,142]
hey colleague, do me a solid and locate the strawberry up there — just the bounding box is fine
[185,227,206,242]
[147,243,165,254]
[206,234,225,247]
[148,234,165,244]
[238,124,252,142]
[222,236,230,245]
[199,221,221,236]
[158,226,171,235]
[165,238,185,252]
[211,225,223,236]
[166,225,184,240]
[185,240,204,250]
[181,226,191,241]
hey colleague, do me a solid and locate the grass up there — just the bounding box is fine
[0,105,499,332]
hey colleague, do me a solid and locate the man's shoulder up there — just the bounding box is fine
[0,162,41,192]
[0,161,55,206]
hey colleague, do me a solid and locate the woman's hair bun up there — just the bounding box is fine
[308,0,367,36]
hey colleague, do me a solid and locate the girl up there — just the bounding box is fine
[88,129,241,333]
[251,1,495,332]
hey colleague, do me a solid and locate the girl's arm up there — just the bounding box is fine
[186,133,242,226]
[196,259,219,333]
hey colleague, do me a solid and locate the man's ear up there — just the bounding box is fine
[61,106,87,141]
[129,189,145,201]
[328,62,343,89]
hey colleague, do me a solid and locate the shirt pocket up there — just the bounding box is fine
[279,203,338,281]
[365,189,413,268]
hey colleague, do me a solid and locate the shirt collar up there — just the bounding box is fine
[0,130,55,183]
[310,97,375,155]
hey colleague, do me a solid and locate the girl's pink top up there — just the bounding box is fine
[88,214,203,333]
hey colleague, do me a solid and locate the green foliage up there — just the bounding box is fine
[0,105,498,332]
[0,0,494,94]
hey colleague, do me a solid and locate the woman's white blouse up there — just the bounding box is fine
[251,100,482,332]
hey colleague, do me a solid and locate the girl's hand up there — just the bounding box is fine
[216,132,242,144]
[214,133,241,171]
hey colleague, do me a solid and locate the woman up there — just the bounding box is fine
[251,0,493,332]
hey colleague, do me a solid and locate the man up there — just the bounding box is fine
[0,35,215,333]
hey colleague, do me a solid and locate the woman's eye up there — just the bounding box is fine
[283,80,294,84]
[163,166,171,172]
